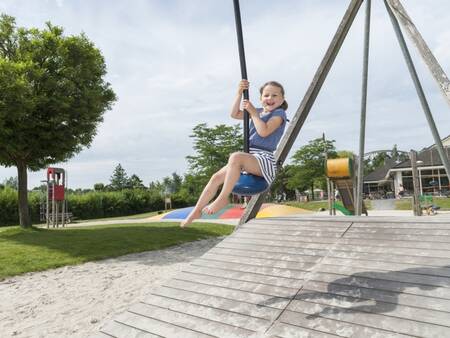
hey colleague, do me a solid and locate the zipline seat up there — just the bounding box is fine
[232,172,268,196]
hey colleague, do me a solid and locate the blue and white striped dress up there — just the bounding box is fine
[249,147,277,185]
[247,108,287,185]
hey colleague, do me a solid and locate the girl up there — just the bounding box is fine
[180,80,288,227]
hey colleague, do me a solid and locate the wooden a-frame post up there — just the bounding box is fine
[239,0,364,225]
[386,0,450,107]
[239,0,450,225]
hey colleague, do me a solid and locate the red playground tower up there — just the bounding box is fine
[46,167,68,228]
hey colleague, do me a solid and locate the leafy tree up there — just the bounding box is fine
[186,123,242,179]
[2,176,18,190]
[162,172,183,195]
[94,183,105,191]
[128,174,145,189]
[0,15,116,227]
[110,164,128,190]
[148,180,164,195]
[337,150,355,159]
[286,137,337,200]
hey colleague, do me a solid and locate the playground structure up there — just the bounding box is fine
[240,0,450,224]
[326,158,368,216]
[94,1,450,337]
[39,167,72,228]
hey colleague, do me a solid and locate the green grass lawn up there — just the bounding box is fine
[284,199,372,211]
[285,200,329,211]
[0,222,233,280]
[73,210,166,223]
[395,196,450,210]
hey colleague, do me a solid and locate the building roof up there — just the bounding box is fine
[393,146,450,168]
[364,135,450,183]
[364,158,398,182]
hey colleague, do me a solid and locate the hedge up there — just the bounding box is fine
[0,188,193,226]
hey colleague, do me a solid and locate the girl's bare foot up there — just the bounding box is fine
[203,197,229,215]
[180,208,201,228]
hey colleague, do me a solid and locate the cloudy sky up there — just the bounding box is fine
[0,0,449,189]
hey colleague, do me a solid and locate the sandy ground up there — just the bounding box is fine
[0,237,224,338]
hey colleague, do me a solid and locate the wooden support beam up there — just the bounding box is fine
[239,0,364,225]
[386,0,450,106]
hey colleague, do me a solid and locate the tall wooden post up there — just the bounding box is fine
[410,150,422,216]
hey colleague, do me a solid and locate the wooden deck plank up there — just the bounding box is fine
[232,232,343,241]
[225,235,450,251]
[302,279,450,313]
[201,252,316,271]
[209,247,322,264]
[322,257,450,277]
[219,239,450,259]
[237,227,347,235]
[317,264,450,288]
[343,232,450,242]
[246,219,352,228]
[98,217,450,337]
[164,279,291,310]
[275,310,412,338]
[214,243,450,266]
[99,320,161,338]
[141,295,270,332]
[307,271,450,299]
[174,271,298,298]
[150,286,281,320]
[268,321,342,338]
[325,250,450,266]
[223,237,450,262]
[347,227,450,236]
[194,258,309,279]
[129,302,256,337]
[338,237,450,250]
[296,286,450,327]
[353,222,450,229]
[114,311,213,338]
[186,265,305,289]
[289,299,450,337]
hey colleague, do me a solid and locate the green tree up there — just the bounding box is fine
[109,164,128,190]
[2,176,18,190]
[94,183,105,191]
[0,15,116,227]
[186,123,242,179]
[161,172,183,195]
[128,174,145,189]
[286,137,337,200]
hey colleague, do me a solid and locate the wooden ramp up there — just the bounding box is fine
[94,217,450,337]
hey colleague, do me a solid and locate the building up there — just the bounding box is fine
[363,136,450,197]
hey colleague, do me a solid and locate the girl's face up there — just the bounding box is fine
[260,85,284,112]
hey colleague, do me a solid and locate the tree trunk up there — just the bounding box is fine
[310,183,315,201]
[17,161,32,228]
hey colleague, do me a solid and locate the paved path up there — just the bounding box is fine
[370,199,396,210]
[92,216,450,337]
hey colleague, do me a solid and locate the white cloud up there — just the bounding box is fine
[0,0,449,188]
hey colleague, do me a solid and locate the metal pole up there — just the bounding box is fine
[239,0,364,225]
[356,0,371,216]
[410,150,422,216]
[323,133,332,215]
[384,0,450,185]
[233,0,249,153]
[46,181,49,228]
[386,0,450,106]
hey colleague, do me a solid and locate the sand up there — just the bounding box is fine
[0,237,223,338]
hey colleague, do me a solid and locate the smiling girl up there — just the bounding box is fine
[180,80,288,227]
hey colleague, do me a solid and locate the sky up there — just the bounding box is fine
[0,0,449,189]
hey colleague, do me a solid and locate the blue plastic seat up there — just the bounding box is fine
[232,172,269,196]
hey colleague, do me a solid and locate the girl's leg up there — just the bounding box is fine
[204,152,262,215]
[180,166,227,227]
